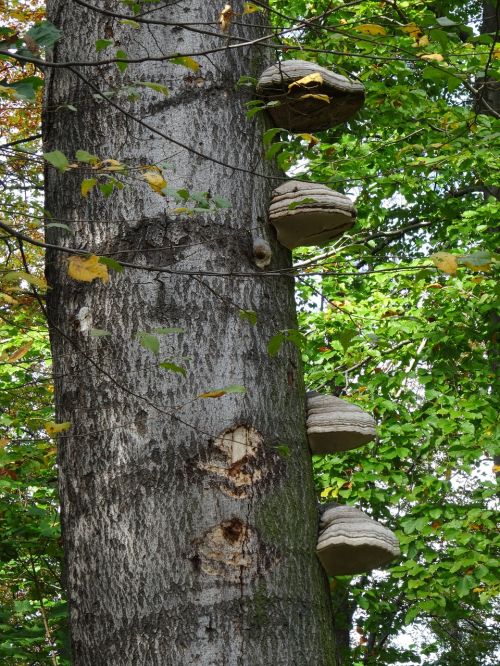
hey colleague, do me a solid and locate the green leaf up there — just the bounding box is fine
[265,142,285,160]
[152,327,185,334]
[223,384,246,394]
[43,150,69,172]
[98,256,124,272]
[213,195,231,209]
[120,19,141,28]
[76,149,100,164]
[239,309,257,325]
[81,177,97,198]
[46,222,71,231]
[99,181,114,197]
[95,39,113,52]
[90,328,111,337]
[8,76,44,100]
[288,197,316,210]
[285,329,305,350]
[137,332,160,355]
[136,81,169,96]
[236,75,257,88]
[268,332,284,357]
[263,127,285,146]
[169,56,200,71]
[338,328,357,351]
[274,444,290,458]
[115,49,129,73]
[159,361,187,376]
[26,21,61,48]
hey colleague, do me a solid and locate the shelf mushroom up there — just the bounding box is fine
[317,504,400,576]
[269,181,356,249]
[256,60,365,132]
[307,393,377,454]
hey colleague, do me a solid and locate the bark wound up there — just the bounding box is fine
[196,425,264,498]
[195,518,279,583]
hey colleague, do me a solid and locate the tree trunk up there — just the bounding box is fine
[480,2,500,479]
[43,1,335,664]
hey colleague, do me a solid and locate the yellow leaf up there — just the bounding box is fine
[355,24,387,36]
[7,341,33,363]
[493,46,500,60]
[219,4,235,32]
[81,178,97,198]
[431,252,458,275]
[320,487,333,498]
[401,23,422,38]
[243,2,263,13]
[92,158,124,172]
[143,170,167,193]
[68,255,109,284]
[0,438,10,449]
[473,587,485,593]
[174,207,190,214]
[0,292,19,305]
[421,53,444,62]
[297,133,319,145]
[299,93,330,104]
[415,35,429,47]
[0,85,15,96]
[171,56,200,72]
[45,421,71,437]
[493,464,500,473]
[288,72,323,90]
[198,390,226,399]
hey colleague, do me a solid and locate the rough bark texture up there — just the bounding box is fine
[480,2,500,479]
[43,1,335,664]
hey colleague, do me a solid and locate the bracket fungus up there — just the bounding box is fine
[269,181,356,249]
[256,60,365,132]
[306,393,377,454]
[316,504,400,576]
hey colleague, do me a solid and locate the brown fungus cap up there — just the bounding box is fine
[306,394,376,454]
[256,60,365,132]
[269,181,356,249]
[317,505,400,576]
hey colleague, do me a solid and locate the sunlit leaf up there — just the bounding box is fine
[44,150,69,172]
[355,24,387,36]
[136,81,169,96]
[239,309,257,325]
[288,72,323,90]
[81,178,97,198]
[67,255,109,283]
[143,170,167,193]
[159,361,187,376]
[243,2,264,13]
[169,56,200,72]
[7,341,33,362]
[431,252,458,275]
[45,421,71,437]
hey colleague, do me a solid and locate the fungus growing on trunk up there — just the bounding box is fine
[316,504,400,576]
[306,393,377,454]
[256,60,365,132]
[269,181,356,249]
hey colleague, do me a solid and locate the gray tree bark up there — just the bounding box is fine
[43,1,335,664]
